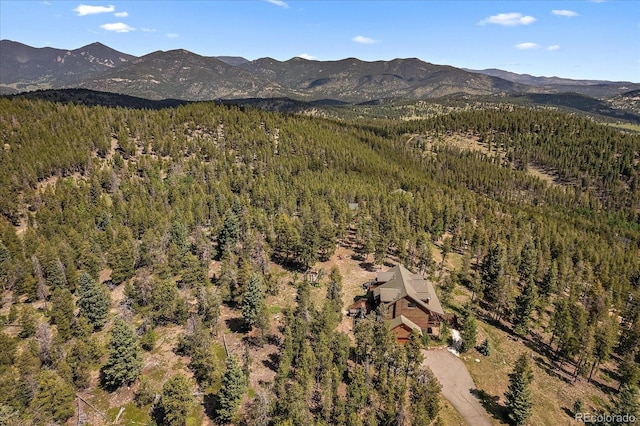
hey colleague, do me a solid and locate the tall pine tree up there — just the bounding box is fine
[512,281,538,336]
[159,374,194,426]
[241,273,266,332]
[77,272,110,330]
[102,317,143,389]
[50,287,74,340]
[505,353,534,426]
[216,355,247,423]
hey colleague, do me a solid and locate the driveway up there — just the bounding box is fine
[422,349,492,426]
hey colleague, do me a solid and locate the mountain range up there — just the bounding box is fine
[1,39,639,104]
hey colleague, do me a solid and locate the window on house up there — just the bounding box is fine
[407,302,416,308]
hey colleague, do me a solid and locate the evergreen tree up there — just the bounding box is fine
[610,385,639,425]
[44,258,67,290]
[18,306,36,338]
[242,273,266,331]
[0,241,10,291]
[197,285,220,329]
[159,374,194,426]
[30,370,74,423]
[617,353,640,390]
[216,355,247,423]
[513,281,538,336]
[110,238,135,285]
[460,304,478,353]
[590,317,618,381]
[482,243,505,291]
[518,240,538,283]
[504,353,534,426]
[346,365,368,418]
[405,329,424,378]
[299,219,319,270]
[102,317,143,389]
[410,366,441,425]
[217,210,240,259]
[77,272,110,329]
[49,287,74,340]
[181,252,207,289]
[67,339,93,388]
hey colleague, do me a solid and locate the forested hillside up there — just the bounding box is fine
[0,95,639,425]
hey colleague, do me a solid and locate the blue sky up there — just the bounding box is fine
[1,1,638,82]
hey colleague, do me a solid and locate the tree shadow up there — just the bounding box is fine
[351,253,366,262]
[471,388,506,422]
[204,393,220,422]
[225,317,246,333]
[589,376,618,395]
[262,352,280,372]
[358,261,376,272]
[530,354,572,385]
[562,406,576,420]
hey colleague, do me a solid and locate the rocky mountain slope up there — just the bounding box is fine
[1,40,638,103]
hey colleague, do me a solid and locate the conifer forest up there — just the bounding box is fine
[1,93,640,425]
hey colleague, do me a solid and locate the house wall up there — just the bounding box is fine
[391,298,430,329]
[394,326,411,341]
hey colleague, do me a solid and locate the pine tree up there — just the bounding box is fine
[216,355,247,423]
[513,281,538,336]
[299,219,319,270]
[217,210,240,259]
[504,353,534,426]
[49,287,74,340]
[610,385,639,423]
[181,252,207,289]
[197,285,220,329]
[410,366,441,425]
[518,240,538,283]
[159,374,194,426]
[110,238,135,285]
[30,370,74,423]
[617,353,640,390]
[242,273,266,331]
[460,304,477,353]
[346,365,368,418]
[77,272,110,329]
[0,241,10,291]
[102,317,143,389]
[44,258,67,289]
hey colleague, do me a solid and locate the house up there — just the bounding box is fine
[350,264,447,343]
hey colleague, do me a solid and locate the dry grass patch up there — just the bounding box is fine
[439,398,467,425]
[462,318,611,426]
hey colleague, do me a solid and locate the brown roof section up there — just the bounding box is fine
[373,264,445,316]
[388,315,423,334]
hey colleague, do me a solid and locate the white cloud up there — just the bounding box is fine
[167,33,179,38]
[42,1,51,5]
[515,42,540,50]
[73,4,115,16]
[114,11,128,17]
[547,45,561,51]
[479,12,536,26]
[352,35,377,44]
[552,9,579,17]
[265,0,288,8]
[100,22,135,33]
[297,53,316,60]
[141,27,156,32]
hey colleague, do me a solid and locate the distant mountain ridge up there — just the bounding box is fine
[2,40,639,102]
[0,40,134,91]
[465,68,639,98]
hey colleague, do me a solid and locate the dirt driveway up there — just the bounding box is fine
[422,349,492,426]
